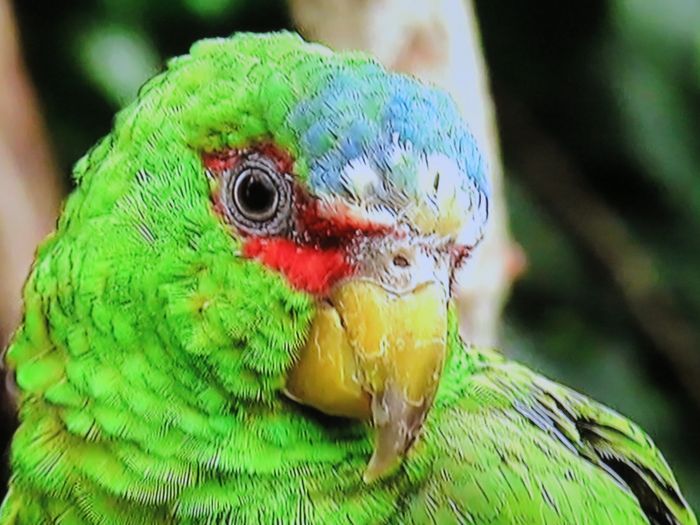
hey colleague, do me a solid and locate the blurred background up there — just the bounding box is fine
[1,0,699,514]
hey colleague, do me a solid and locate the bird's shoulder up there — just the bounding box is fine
[410,346,696,525]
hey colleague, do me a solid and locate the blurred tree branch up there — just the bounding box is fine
[1,0,60,490]
[0,0,61,347]
[499,94,700,413]
[289,0,520,346]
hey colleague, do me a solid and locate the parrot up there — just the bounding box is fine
[0,32,696,525]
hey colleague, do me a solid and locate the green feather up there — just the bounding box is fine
[1,32,695,525]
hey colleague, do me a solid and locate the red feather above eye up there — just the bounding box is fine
[202,143,294,174]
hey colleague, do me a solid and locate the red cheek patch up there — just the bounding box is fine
[242,238,354,295]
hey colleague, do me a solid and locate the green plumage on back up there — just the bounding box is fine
[0,32,695,524]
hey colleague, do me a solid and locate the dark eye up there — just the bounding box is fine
[233,167,279,221]
[223,153,292,235]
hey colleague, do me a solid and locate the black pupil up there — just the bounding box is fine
[236,170,276,218]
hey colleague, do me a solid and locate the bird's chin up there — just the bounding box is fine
[283,279,449,482]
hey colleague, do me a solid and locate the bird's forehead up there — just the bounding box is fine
[285,66,488,244]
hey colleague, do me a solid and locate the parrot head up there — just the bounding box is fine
[10,33,488,483]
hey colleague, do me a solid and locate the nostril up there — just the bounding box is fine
[392,254,410,268]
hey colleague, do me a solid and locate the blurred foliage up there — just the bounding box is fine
[7,0,700,513]
[77,25,159,107]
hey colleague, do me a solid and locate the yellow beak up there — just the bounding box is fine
[284,280,449,482]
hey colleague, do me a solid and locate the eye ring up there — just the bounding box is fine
[222,153,293,235]
[232,166,279,222]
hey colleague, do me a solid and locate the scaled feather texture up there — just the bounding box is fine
[0,33,696,525]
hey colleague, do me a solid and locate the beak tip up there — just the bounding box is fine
[363,448,403,484]
[362,388,427,483]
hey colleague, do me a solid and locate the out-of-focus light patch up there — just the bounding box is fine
[77,26,159,108]
[608,0,700,215]
[612,0,700,47]
[182,0,242,19]
[696,36,700,86]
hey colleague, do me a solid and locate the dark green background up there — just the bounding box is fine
[3,0,700,514]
